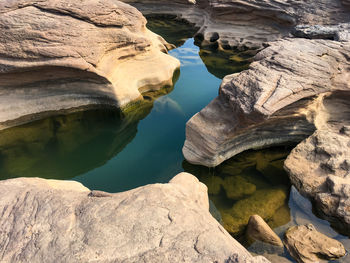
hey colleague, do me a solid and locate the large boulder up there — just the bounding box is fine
[284,91,350,234]
[183,38,350,167]
[0,0,180,129]
[0,173,269,262]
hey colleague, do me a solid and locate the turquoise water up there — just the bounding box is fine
[73,39,221,192]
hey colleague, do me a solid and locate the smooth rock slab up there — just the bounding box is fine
[0,173,268,263]
[284,224,346,263]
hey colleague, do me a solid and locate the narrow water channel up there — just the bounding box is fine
[0,16,348,262]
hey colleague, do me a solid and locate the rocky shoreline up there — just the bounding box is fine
[0,0,350,262]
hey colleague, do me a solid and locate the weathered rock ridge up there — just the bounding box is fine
[0,173,269,263]
[123,0,350,49]
[0,0,180,129]
[184,38,350,167]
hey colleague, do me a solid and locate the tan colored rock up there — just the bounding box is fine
[184,38,350,167]
[246,215,283,247]
[0,173,269,263]
[285,91,350,234]
[284,224,346,263]
[0,0,180,129]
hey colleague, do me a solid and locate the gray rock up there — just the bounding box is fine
[284,224,346,263]
[293,23,350,41]
[0,0,180,129]
[0,173,269,263]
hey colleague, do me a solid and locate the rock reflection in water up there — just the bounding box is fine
[199,47,257,79]
[0,104,153,181]
[183,147,293,238]
[146,15,198,48]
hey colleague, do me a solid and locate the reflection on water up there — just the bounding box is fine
[0,108,148,180]
[146,15,198,47]
[199,47,256,79]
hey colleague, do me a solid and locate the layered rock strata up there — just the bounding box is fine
[0,0,180,129]
[184,38,350,167]
[0,173,269,263]
[123,0,350,49]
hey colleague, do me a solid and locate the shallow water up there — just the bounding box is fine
[0,16,348,262]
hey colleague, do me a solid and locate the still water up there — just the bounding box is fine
[0,17,348,262]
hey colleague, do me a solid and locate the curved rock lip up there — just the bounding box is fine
[183,38,350,167]
[0,173,269,263]
[0,0,180,129]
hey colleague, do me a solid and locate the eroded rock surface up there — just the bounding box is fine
[0,173,269,263]
[184,38,350,167]
[284,224,346,263]
[0,0,180,129]
[124,0,350,49]
[285,91,350,234]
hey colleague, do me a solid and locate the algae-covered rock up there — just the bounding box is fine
[222,176,256,200]
[222,188,288,235]
[201,175,224,195]
[267,203,291,229]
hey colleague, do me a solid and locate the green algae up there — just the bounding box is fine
[222,176,256,200]
[183,147,293,237]
[222,187,288,235]
[145,15,198,47]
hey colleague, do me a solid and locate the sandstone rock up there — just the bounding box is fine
[285,91,350,234]
[0,0,180,129]
[222,187,287,235]
[126,0,350,50]
[246,215,283,247]
[184,38,350,167]
[284,224,346,263]
[0,173,268,262]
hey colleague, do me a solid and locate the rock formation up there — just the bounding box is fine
[246,215,283,247]
[284,224,346,263]
[0,0,180,129]
[0,172,269,263]
[285,91,350,234]
[184,38,350,167]
[123,0,350,49]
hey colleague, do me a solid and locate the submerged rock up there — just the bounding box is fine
[223,175,256,200]
[0,0,180,129]
[222,187,287,235]
[0,173,268,262]
[246,215,283,247]
[284,224,346,263]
